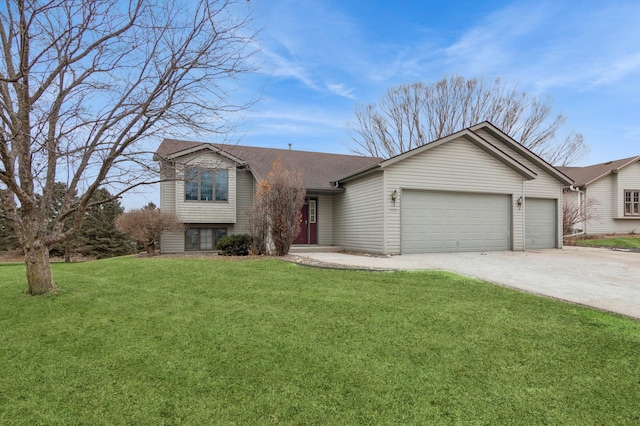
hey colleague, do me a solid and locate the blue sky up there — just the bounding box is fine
[130,0,640,208]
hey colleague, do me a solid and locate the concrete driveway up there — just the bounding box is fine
[299,246,640,320]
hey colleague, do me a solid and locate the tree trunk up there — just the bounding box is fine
[146,242,156,255]
[24,244,58,295]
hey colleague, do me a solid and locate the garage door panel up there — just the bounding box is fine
[525,198,557,249]
[401,190,511,253]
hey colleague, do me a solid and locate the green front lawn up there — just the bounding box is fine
[575,236,640,249]
[1,257,639,424]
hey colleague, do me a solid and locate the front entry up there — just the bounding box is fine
[293,199,317,244]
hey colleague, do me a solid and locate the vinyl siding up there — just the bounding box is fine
[317,194,334,245]
[585,163,640,234]
[174,152,237,223]
[333,172,385,253]
[233,170,255,234]
[616,162,640,219]
[475,129,565,248]
[159,162,180,253]
[159,163,177,214]
[383,137,525,253]
[160,230,184,253]
[159,180,176,214]
[564,190,579,205]
[585,177,616,233]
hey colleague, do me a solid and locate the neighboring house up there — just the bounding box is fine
[153,121,572,254]
[559,156,640,235]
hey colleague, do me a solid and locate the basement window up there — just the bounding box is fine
[185,228,227,251]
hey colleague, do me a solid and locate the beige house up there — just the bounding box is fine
[154,122,572,254]
[560,156,640,235]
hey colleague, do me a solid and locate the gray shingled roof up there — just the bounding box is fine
[558,156,640,187]
[155,139,383,191]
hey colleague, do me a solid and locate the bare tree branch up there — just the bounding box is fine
[0,0,258,294]
[250,159,306,256]
[116,205,183,255]
[348,75,588,165]
[563,196,599,236]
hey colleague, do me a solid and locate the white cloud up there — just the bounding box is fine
[259,47,321,91]
[593,53,640,87]
[432,1,640,96]
[252,0,364,99]
[324,82,355,99]
[244,104,347,133]
[442,2,555,80]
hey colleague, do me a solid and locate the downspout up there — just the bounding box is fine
[568,185,586,236]
[382,172,387,255]
[521,179,525,251]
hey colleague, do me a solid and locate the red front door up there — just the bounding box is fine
[293,199,317,244]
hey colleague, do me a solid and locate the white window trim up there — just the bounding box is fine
[624,189,640,216]
[184,166,229,203]
[185,227,228,251]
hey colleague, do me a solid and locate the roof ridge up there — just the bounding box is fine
[161,138,383,160]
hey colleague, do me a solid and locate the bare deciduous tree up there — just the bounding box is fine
[116,206,183,255]
[349,75,587,166]
[251,159,306,256]
[0,0,256,294]
[246,199,268,255]
[563,196,599,236]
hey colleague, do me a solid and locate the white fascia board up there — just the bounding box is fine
[378,129,537,180]
[470,122,573,185]
[166,144,246,165]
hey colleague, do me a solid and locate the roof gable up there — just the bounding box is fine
[334,125,541,183]
[154,139,202,159]
[558,156,640,187]
[470,122,574,185]
[155,140,246,165]
[155,139,382,191]
[382,128,537,178]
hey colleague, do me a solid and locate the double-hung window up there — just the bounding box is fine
[624,190,640,216]
[185,167,228,202]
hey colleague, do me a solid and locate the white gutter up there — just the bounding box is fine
[567,185,586,236]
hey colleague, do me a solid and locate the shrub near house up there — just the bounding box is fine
[217,234,252,256]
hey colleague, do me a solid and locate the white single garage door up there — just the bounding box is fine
[401,190,511,254]
[525,198,557,249]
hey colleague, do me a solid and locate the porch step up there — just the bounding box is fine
[289,245,344,253]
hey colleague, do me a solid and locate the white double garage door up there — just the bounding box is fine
[401,190,557,254]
